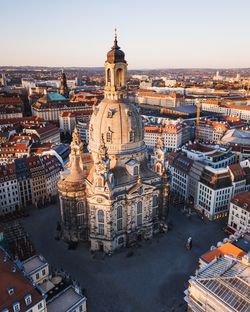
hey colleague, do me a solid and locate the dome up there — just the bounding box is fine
[88,99,145,155]
[106,37,126,64]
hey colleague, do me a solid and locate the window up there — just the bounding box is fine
[38,302,43,309]
[107,68,111,82]
[42,269,46,276]
[98,223,104,235]
[137,202,142,226]
[98,210,104,235]
[133,166,139,176]
[13,303,20,312]
[106,131,112,143]
[129,131,134,142]
[36,272,39,280]
[25,295,32,306]
[117,206,123,231]
[152,195,158,207]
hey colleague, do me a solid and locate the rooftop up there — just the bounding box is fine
[22,255,48,275]
[0,248,43,311]
[231,192,250,212]
[46,286,86,312]
[192,256,250,312]
[201,242,246,263]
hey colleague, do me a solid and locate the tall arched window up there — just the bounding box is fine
[137,202,142,226]
[117,206,123,231]
[116,68,123,86]
[152,195,158,218]
[97,210,104,235]
[77,202,85,225]
[107,68,111,83]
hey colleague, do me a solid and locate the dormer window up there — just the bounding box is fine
[13,302,20,312]
[7,287,14,295]
[25,294,32,306]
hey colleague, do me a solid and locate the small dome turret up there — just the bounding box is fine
[106,30,126,64]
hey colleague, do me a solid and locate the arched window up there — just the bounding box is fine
[152,195,158,207]
[117,206,123,231]
[152,195,159,218]
[107,68,111,82]
[129,131,134,143]
[137,202,142,226]
[77,201,85,214]
[134,166,139,176]
[106,131,112,143]
[116,68,123,86]
[98,210,104,235]
[98,210,104,222]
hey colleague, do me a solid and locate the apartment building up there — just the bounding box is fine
[0,248,46,312]
[197,167,233,220]
[144,121,190,151]
[0,163,19,215]
[168,152,193,200]
[59,110,92,135]
[228,192,250,232]
[197,119,229,143]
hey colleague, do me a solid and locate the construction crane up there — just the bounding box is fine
[195,98,201,141]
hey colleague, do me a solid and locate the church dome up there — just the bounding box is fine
[106,35,126,64]
[88,99,145,155]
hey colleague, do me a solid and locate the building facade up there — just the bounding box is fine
[228,192,250,232]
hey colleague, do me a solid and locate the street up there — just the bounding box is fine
[21,203,226,312]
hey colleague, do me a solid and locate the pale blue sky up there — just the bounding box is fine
[1,0,250,68]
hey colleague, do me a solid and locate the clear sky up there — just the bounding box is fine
[1,0,250,68]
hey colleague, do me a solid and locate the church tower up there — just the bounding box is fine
[59,68,69,98]
[104,30,127,101]
[58,127,88,242]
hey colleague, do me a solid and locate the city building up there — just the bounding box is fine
[31,73,96,122]
[46,285,87,312]
[199,242,246,268]
[59,110,92,135]
[182,143,236,169]
[0,247,46,312]
[25,123,60,145]
[58,35,166,253]
[15,158,33,209]
[0,95,24,119]
[227,192,250,232]
[0,163,19,215]
[168,152,193,200]
[136,91,185,108]
[197,167,233,220]
[196,119,229,143]
[185,255,250,312]
[22,254,49,285]
[144,120,190,151]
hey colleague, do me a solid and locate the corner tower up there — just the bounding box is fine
[104,30,127,101]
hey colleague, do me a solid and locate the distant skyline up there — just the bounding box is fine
[1,0,250,69]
